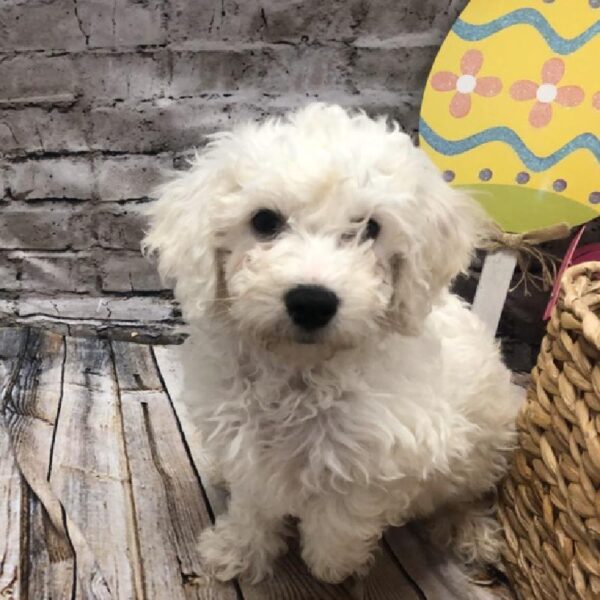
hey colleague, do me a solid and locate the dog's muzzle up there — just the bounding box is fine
[284,285,339,331]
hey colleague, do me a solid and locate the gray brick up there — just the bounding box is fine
[169,46,351,97]
[0,55,78,103]
[355,92,422,135]
[0,165,7,195]
[7,157,94,200]
[98,251,165,292]
[167,0,345,46]
[0,0,85,51]
[352,46,439,92]
[168,0,467,46]
[89,93,420,153]
[76,51,169,101]
[0,108,89,156]
[0,207,91,250]
[0,0,476,331]
[18,253,97,293]
[94,154,171,201]
[95,206,148,250]
[349,0,469,41]
[0,299,17,319]
[89,98,263,152]
[77,0,165,48]
[253,0,368,42]
[0,255,20,291]
[17,295,175,322]
[0,94,77,110]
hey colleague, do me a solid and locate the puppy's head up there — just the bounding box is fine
[144,104,486,353]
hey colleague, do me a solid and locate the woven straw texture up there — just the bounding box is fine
[499,262,600,600]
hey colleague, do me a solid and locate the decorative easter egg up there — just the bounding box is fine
[419,0,600,233]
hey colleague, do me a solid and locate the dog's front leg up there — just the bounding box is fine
[420,496,504,568]
[299,495,382,584]
[198,486,288,583]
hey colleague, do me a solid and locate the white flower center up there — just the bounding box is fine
[456,74,477,94]
[537,83,557,104]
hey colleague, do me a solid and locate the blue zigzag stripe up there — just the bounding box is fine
[419,119,600,172]
[453,8,600,55]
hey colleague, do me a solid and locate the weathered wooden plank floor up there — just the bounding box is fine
[1,327,514,600]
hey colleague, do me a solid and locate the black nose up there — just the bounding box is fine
[284,285,339,331]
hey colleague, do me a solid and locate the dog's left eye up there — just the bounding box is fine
[251,209,285,238]
[363,218,381,241]
[344,217,381,244]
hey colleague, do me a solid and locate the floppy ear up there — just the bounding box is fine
[388,153,488,334]
[142,158,223,321]
[417,172,487,296]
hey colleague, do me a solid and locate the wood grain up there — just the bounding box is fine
[3,331,516,600]
[49,335,138,599]
[6,328,114,599]
[360,543,424,600]
[385,526,513,600]
[113,340,238,600]
[153,345,422,600]
[152,345,229,514]
[111,341,162,391]
[2,327,81,599]
[0,327,28,404]
[0,422,25,599]
[0,327,28,599]
[25,486,76,599]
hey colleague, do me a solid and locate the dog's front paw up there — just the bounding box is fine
[198,526,251,582]
[198,518,286,583]
[305,556,372,585]
[423,500,505,569]
[307,561,351,585]
[302,545,374,584]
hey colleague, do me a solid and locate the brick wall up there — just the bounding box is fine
[1,0,594,369]
[0,0,470,341]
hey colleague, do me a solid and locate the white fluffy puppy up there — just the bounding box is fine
[143,103,521,584]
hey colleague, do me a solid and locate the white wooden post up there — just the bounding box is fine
[471,250,518,334]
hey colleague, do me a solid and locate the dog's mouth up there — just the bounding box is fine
[295,331,319,345]
[248,323,324,347]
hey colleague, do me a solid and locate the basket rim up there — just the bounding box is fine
[560,261,600,350]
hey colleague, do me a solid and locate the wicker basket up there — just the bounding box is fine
[499,262,600,600]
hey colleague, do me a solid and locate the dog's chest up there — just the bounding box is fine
[227,373,400,491]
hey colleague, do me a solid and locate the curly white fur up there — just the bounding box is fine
[143,103,522,584]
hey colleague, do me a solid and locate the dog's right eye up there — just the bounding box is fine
[251,209,285,238]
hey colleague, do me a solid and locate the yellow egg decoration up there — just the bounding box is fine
[420,0,600,233]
